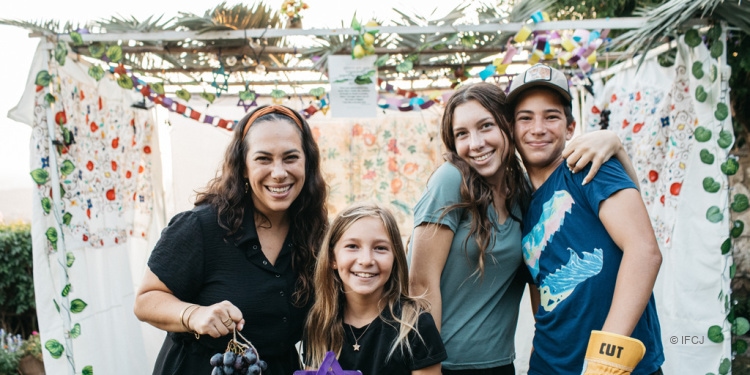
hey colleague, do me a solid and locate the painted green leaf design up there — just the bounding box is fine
[700,149,715,164]
[732,221,745,238]
[732,194,749,212]
[45,227,58,247]
[703,177,721,193]
[695,86,708,102]
[731,263,737,278]
[70,298,88,313]
[721,158,739,175]
[35,70,52,86]
[735,339,748,355]
[374,53,390,67]
[710,64,718,82]
[707,24,722,42]
[53,299,60,313]
[271,89,286,99]
[82,365,93,375]
[88,43,105,58]
[692,62,704,79]
[44,93,56,106]
[694,126,712,142]
[70,31,83,46]
[54,41,68,66]
[60,160,75,176]
[62,212,72,226]
[719,357,730,375]
[106,45,123,63]
[62,284,71,297]
[66,252,75,267]
[41,197,51,214]
[721,238,731,255]
[715,103,729,121]
[70,323,81,339]
[117,74,134,89]
[717,130,733,149]
[59,183,66,198]
[88,65,105,81]
[151,82,165,95]
[707,325,724,342]
[710,42,724,59]
[30,168,49,185]
[44,339,64,358]
[706,206,723,223]
[200,92,216,103]
[684,29,701,47]
[309,87,325,98]
[396,60,413,73]
[62,127,73,145]
[175,89,191,101]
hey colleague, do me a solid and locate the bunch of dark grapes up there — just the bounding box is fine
[209,340,267,375]
[600,109,611,130]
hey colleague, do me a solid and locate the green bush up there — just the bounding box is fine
[0,223,35,335]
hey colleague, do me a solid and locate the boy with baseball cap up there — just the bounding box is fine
[507,64,664,375]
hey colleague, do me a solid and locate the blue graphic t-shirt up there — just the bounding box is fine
[522,159,664,375]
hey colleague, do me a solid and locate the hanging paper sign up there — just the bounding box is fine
[328,55,378,118]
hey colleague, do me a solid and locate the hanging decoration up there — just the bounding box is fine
[350,17,379,60]
[281,0,308,29]
[237,85,258,112]
[211,65,230,97]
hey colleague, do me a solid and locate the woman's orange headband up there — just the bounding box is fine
[241,105,303,139]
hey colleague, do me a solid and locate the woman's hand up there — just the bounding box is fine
[563,130,638,188]
[188,300,246,338]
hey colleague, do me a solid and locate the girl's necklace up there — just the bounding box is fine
[348,321,373,351]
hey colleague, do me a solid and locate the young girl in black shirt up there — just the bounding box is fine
[304,202,446,375]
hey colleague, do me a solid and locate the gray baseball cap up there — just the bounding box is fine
[506,64,572,107]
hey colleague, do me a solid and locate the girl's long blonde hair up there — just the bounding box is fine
[304,202,430,368]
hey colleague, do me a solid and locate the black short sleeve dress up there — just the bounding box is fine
[148,204,311,375]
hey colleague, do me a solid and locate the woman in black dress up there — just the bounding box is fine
[134,104,328,375]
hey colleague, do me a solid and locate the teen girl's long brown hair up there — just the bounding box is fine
[439,82,531,277]
[194,105,328,306]
[304,202,429,368]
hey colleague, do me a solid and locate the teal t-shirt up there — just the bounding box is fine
[409,162,527,370]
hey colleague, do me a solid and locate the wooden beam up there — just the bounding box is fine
[35,18,649,43]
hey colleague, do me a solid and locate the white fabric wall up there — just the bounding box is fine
[582,37,733,374]
[9,41,166,375]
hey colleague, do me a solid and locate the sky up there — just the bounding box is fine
[0,0,465,191]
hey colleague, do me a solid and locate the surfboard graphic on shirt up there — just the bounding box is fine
[539,248,603,312]
[522,190,574,279]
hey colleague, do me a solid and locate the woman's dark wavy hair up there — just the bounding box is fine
[195,104,328,306]
[439,82,531,277]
